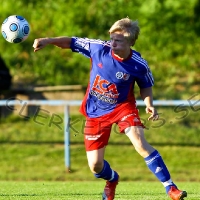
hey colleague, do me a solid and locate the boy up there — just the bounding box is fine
[33,17,187,200]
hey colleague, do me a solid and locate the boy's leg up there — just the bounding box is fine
[84,118,119,200]
[86,148,119,200]
[125,126,187,199]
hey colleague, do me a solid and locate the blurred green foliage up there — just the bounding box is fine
[0,0,200,99]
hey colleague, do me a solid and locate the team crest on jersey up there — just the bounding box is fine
[123,73,130,80]
[116,72,130,81]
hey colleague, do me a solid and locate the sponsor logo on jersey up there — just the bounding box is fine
[90,75,119,104]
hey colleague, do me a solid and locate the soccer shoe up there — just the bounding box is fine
[168,186,187,200]
[102,176,119,200]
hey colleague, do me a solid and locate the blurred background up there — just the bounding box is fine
[0,0,200,182]
[0,0,199,99]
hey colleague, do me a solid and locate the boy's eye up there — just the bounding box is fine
[111,39,119,42]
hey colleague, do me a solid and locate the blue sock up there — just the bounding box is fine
[94,160,118,182]
[144,150,176,193]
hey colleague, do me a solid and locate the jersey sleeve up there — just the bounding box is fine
[70,37,106,58]
[135,66,154,88]
[132,52,154,88]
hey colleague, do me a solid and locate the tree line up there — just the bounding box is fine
[0,0,199,99]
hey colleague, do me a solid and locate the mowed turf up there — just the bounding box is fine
[0,107,200,199]
[0,181,199,200]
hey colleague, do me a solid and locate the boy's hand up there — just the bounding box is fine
[146,106,159,121]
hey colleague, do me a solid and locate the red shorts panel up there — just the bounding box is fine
[84,107,144,151]
[84,119,112,151]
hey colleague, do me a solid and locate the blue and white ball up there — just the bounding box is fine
[1,15,30,43]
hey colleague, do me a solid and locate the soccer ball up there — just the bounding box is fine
[1,15,30,43]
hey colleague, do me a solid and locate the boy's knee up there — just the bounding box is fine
[88,161,104,174]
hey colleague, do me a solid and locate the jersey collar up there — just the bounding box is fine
[111,49,132,62]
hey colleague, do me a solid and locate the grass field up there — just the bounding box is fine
[0,106,200,199]
[0,106,200,181]
[0,181,199,200]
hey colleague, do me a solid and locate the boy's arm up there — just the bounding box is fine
[33,36,72,52]
[140,87,159,121]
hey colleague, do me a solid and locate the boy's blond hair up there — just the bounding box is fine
[109,17,140,46]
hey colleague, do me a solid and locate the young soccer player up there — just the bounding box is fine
[33,17,187,200]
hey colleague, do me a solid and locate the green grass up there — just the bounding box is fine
[0,181,199,200]
[1,143,200,182]
[0,106,200,183]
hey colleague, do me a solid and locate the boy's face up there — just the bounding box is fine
[110,31,131,58]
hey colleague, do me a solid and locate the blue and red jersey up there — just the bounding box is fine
[70,37,154,118]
